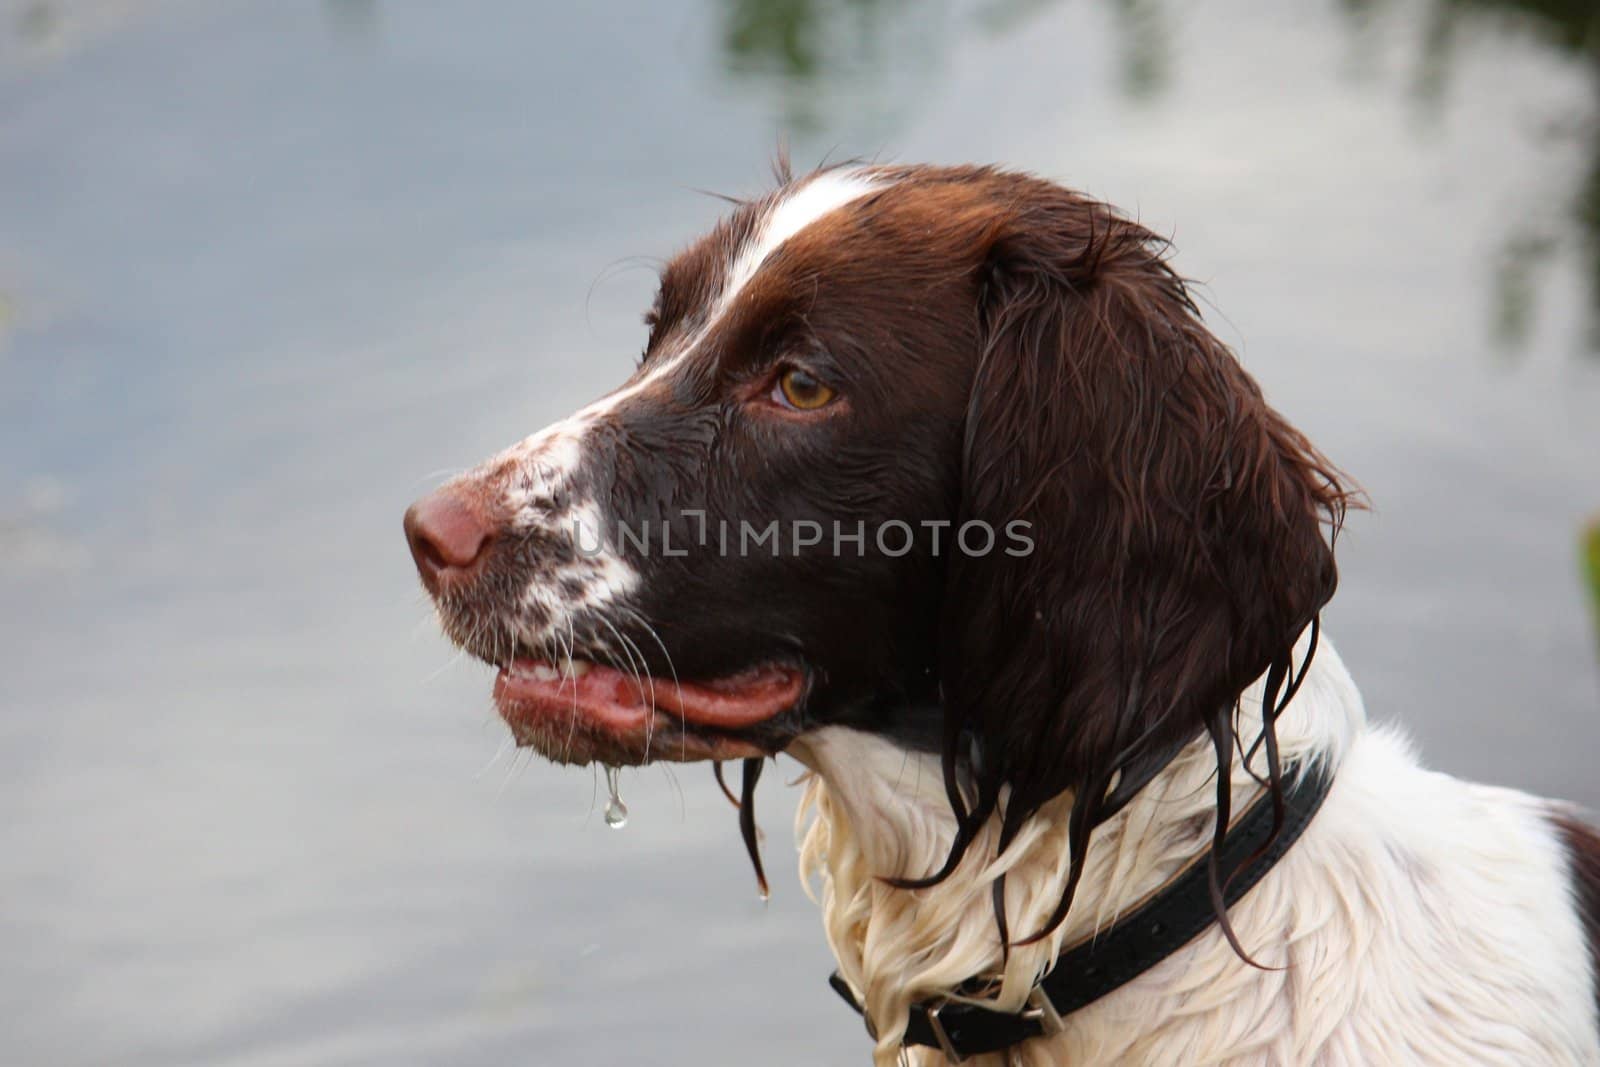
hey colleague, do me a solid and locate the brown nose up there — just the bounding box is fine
[404,487,495,594]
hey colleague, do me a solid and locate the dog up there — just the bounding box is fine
[404,163,1600,1065]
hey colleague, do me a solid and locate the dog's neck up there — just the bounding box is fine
[787,634,1364,1066]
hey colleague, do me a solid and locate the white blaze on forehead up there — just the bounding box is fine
[719,168,883,312]
[481,168,889,642]
[501,167,891,472]
[585,166,889,404]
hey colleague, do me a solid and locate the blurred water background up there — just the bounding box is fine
[2,1,1598,1063]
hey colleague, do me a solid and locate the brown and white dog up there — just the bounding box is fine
[404,164,1600,1065]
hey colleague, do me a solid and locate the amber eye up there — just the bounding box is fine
[773,367,837,411]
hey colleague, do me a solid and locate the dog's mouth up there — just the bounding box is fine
[493,655,806,766]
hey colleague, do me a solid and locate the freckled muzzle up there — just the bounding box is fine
[405,447,812,766]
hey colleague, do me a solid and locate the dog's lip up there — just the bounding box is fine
[492,656,805,763]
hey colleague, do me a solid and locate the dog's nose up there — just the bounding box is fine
[404,487,494,594]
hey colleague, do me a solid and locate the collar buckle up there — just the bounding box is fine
[924,1000,964,1063]
[926,987,1060,1063]
[1023,985,1064,1035]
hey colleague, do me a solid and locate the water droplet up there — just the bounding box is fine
[603,764,628,829]
[604,797,629,829]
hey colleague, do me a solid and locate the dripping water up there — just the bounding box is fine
[603,764,628,829]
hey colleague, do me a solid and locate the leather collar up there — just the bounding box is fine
[828,761,1333,1062]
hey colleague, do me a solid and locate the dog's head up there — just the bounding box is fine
[405,164,1350,919]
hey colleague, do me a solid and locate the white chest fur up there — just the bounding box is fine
[789,639,1600,1066]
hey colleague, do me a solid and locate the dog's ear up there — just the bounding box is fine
[928,187,1352,941]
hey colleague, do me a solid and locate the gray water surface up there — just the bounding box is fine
[3,2,1598,1064]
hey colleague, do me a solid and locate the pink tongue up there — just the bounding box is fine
[506,660,802,728]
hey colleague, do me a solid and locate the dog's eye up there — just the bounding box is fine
[773,367,837,411]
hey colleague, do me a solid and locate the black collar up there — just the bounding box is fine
[827,761,1333,1062]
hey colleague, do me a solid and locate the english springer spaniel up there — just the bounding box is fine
[404,164,1600,1065]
